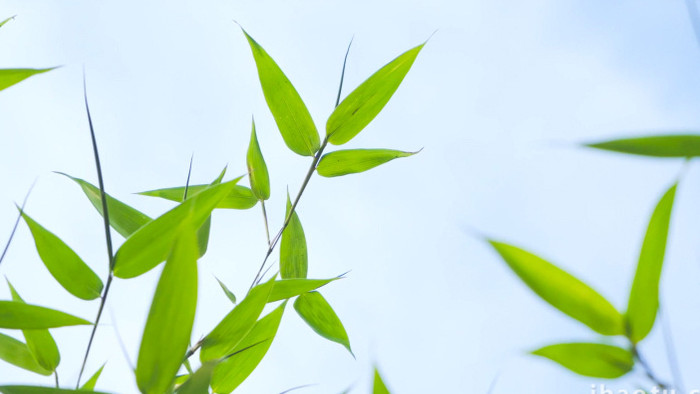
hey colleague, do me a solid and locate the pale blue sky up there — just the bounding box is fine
[2,1,700,393]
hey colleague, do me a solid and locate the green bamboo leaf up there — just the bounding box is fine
[242,29,320,156]
[139,184,257,210]
[211,302,286,393]
[80,363,105,391]
[197,216,212,257]
[0,68,56,92]
[327,44,424,145]
[0,16,15,29]
[200,276,276,362]
[373,368,391,394]
[280,193,307,279]
[136,227,199,394]
[216,278,237,304]
[294,291,352,355]
[58,173,151,238]
[113,179,239,279]
[0,387,109,394]
[626,183,677,343]
[177,361,218,394]
[489,241,625,336]
[20,211,103,300]
[0,301,91,329]
[0,333,51,376]
[247,119,271,200]
[7,281,60,372]
[532,343,634,379]
[585,135,700,158]
[317,149,419,177]
[267,277,342,302]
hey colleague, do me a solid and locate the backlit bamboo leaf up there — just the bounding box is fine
[0,68,55,92]
[242,29,320,156]
[216,278,237,304]
[373,368,390,394]
[59,173,151,238]
[280,193,307,279]
[317,149,418,177]
[585,135,700,158]
[139,184,257,210]
[136,227,199,394]
[327,44,424,145]
[7,281,60,372]
[294,291,352,355]
[489,241,624,336]
[200,276,276,362]
[267,277,342,302]
[177,361,218,394]
[247,119,271,200]
[0,301,91,329]
[211,302,286,393]
[0,387,109,394]
[80,363,105,390]
[626,183,677,343]
[0,16,14,29]
[0,333,51,376]
[532,343,634,379]
[113,179,239,279]
[197,216,211,257]
[20,211,103,300]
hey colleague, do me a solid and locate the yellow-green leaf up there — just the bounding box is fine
[489,241,625,336]
[177,361,218,394]
[0,333,51,376]
[585,135,700,158]
[242,29,320,156]
[294,291,352,355]
[327,44,424,145]
[373,368,391,394]
[139,184,257,210]
[216,278,237,304]
[0,301,91,329]
[532,343,634,379]
[0,16,14,29]
[317,149,418,177]
[280,194,307,279]
[247,119,271,200]
[626,183,677,343]
[267,277,341,303]
[0,68,55,92]
[0,387,109,394]
[80,363,105,390]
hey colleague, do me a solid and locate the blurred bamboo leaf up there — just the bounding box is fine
[0,16,14,29]
[216,278,237,304]
[247,119,271,200]
[267,277,342,302]
[20,211,103,300]
[294,291,352,355]
[0,68,55,92]
[6,281,60,372]
[280,193,307,279]
[139,184,257,210]
[0,301,91,329]
[59,173,151,238]
[242,29,320,156]
[626,183,677,343]
[136,227,199,394]
[373,368,390,394]
[177,361,218,394]
[211,302,286,393]
[0,333,51,376]
[532,343,634,379]
[327,44,424,145]
[317,149,418,177]
[200,276,276,362]
[489,241,625,336]
[80,363,105,391]
[585,135,700,158]
[0,387,109,393]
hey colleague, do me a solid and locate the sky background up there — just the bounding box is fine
[2,0,700,393]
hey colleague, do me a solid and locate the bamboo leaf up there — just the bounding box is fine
[532,343,634,379]
[242,29,320,156]
[585,135,700,158]
[267,277,342,302]
[136,226,199,394]
[0,387,109,394]
[489,241,625,336]
[0,333,51,376]
[327,44,424,145]
[0,16,15,29]
[177,361,218,394]
[216,278,237,304]
[113,179,239,279]
[317,149,418,177]
[211,302,286,393]
[139,184,257,210]
[20,211,103,300]
[0,301,91,329]
[294,291,352,355]
[200,276,276,362]
[373,368,391,394]
[280,193,307,279]
[626,183,677,343]
[247,119,271,200]
[0,68,56,92]
[80,363,105,391]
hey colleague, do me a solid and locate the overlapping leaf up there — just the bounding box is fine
[0,333,51,376]
[0,68,55,92]
[585,135,700,158]
[0,301,90,329]
[247,119,271,200]
[177,361,217,394]
[280,194,307,279]
[294,291,352,355]
[532,343,634,379]
[317,149,418,177]
[139,184,257,210]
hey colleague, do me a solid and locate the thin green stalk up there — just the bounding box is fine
[632,345,669,389]
[54,371,59,388]
[0,181,35,268]
[260,200,271,246]
[183,154,194,201]
[659,305,685,392]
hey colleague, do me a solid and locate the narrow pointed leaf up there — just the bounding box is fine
[327,44,424,145]
[20,212,103,300]
[177,361,218,394]
[0,16,14,29]
[139,184,257,210]
[247,120,271,200]
[0,68,55,92]
[113,179,238,278]
[585,135,700,158]
[242,29,320,156]
[7,281,60,372]
[317,149,418,177]
[373,369,391,394]
[532,343,634,379]
[200,276,276,361]
[626,183,677,343]
[489,241,624,335]
[211,303,286,393]
[136,228,199,394]
[0,301,91,329]
[280,194,307,279]
[0,387,109,394]
[294,291,352,355]
[196,216,212,256]
[80,363,105,390]
[267,277,341,302]
[0,333,51,375]
[216,278,237,304]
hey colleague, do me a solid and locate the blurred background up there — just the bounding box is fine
[2,0,700,392]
